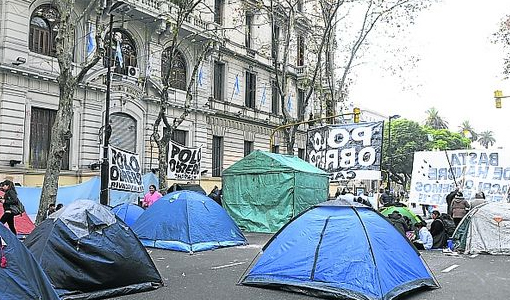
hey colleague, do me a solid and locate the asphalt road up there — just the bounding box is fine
[111,232,510,300]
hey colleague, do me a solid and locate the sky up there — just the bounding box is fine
[348,0,510,149]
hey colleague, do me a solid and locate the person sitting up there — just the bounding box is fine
[429,210,448,249]
[45,203,56,220]
[387,211,409,235]
[56,203,63,211]
[413,222,433,250]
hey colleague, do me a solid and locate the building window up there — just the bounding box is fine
[103,29,137,76]
[272,145,279,154]
[110,113,137,152]
[298,148,305,160]
[29,5,60,57]
[29,107,69,170]
[271,80,279,114]
[297,35,305,66]
[245,71,256,108]
[245,13,253,49]
[297,88,305,116]
[172,129,187,146]
[214,0,224,25]
[272,25,280,61]
[212,136,223,177]
[297,0,303,12]
[161,48,187,91]
[244,141,254,157]
[214,61,225,101]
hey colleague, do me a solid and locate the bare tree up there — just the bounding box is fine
[151,0,216,192]
[492,14,510,79]
[253,0,342,154]
[36,0,104,224]
[334,0,434,113]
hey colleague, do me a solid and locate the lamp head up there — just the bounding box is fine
[389,114,401,120]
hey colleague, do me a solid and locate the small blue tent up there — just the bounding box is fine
[133,190,247,253]
[24,200,163,299]
[0,224,59,300]
[111,203,145,227]
[241,200,439,300]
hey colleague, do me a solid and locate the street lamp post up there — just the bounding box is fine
[386,114,400,191]
[100,1,128,206]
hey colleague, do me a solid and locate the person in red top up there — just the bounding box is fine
[142,184,162,208]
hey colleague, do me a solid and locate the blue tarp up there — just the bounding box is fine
[24,200,163,299]
[18,172,159,219]
[112,203,145,227]
[241,200,439,300]
[0,224,59,300]
[133,190,247,253]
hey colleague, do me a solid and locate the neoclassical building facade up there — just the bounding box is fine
[0,0,332,187]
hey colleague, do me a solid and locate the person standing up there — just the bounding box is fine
[142,184,162,208]
[0,180,19,234]
[451,194,470,227]
[445,187,459,217]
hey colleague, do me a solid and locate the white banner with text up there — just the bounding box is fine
[409,149,510,205]
[108,145,143,192]
[167,141,202,180]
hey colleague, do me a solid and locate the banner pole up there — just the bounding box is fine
[444,150,458,188]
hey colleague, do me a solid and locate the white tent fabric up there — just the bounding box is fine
[457,202,510,255]
[50,200,117,238]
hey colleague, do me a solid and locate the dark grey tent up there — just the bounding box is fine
[168,183,207,194]
[0,225,59,300]
[24,200,163,299]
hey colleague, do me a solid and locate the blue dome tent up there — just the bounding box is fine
[240,200,439,300]
[133,190,247,252]
[0,225,59,300]
[111,203,145,227]
[24,200,163,299]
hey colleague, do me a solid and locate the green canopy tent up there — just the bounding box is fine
[380,206,422,224]
[222,150,329,233]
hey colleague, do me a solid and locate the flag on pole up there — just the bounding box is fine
[86,23,96,59]
[287,93,293,111]
[115,40,123,68]
[234,74,240,95]
[260,85,266,106]
[146,53,153,78]
[198,65,203,86]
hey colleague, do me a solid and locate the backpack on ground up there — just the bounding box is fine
[440,213,456,237]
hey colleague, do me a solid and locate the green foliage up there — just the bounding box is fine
[423,127,471,150]
[382,119,470,188]
[382,119,428,187]
[424,107,448,129]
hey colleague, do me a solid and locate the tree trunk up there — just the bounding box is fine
[36,84,75,224]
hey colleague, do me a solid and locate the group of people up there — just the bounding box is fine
[412,187,475,250]
[140,184,223,208]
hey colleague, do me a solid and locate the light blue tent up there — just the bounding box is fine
[133,191,247,253]
[17,172,158,219]
[111,203,145,227]
[241,200,439,300]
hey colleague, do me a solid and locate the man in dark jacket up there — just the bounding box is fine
[430,210,448,249]
[387,211,409,235]
[445,187,459,217]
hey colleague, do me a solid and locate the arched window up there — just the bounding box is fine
[29,5,60,56]
[161,48,187,91]
[110,113,137,152]
[103,29,137,75]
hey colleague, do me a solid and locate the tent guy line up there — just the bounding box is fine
[211,262,245,270]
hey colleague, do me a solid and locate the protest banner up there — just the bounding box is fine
[108,145,144,192]
[167,141,202,180]
[306,122,383,180]
[409,149,510,205]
